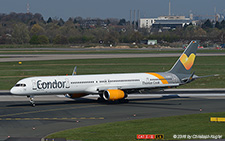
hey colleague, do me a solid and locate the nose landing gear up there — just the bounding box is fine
[27,95,35,107]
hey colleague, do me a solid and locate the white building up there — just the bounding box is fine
[139,16,192,29]
[140,18,155,28]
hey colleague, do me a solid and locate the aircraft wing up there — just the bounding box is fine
[97,83,180,91]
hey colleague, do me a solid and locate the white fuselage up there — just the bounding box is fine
[10,72,180,96]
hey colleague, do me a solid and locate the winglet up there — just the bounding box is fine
[72,66,77,75]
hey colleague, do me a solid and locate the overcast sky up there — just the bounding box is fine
[0,0,225,20]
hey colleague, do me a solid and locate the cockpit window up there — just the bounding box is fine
[15,84,26,87]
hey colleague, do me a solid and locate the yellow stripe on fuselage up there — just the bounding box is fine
[146,73,168,84]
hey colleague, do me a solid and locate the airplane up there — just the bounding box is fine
[10,40,207,107]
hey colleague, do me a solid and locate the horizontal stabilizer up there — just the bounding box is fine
[194,74,219,79]
[182,74,219,84]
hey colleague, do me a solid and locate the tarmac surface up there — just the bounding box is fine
[0,89,225,140]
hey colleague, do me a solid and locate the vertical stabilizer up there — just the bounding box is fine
[168,40,199,74]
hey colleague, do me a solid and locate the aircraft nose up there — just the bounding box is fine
[10,87,18,94]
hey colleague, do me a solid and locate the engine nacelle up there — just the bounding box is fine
[103,89,126,101]
[65,93,87,98]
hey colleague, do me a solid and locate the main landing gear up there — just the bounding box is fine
[97,94,129,103]
[27,95,35,107]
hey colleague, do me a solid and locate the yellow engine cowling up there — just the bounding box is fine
[66,93,88,98]
[103,89,125,101]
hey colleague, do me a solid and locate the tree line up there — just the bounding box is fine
[1,12,225,46]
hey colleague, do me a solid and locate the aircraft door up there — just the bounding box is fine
[32,80,37,90]
[65,78,70,88]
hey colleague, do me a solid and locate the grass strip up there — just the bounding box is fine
[46,112,225,140]
[0,56,224,90]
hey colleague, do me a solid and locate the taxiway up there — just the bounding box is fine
[1,53,225,62]
[0,89,225,140]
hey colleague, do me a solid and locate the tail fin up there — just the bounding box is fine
[168,40,199,74]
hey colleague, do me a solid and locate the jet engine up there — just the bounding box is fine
[103,89,126,101]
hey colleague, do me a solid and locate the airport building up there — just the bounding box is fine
[139,16,193,31]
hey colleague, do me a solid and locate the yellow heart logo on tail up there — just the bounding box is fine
[180,53,195,70]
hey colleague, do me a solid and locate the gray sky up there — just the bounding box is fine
[0,0,225,20]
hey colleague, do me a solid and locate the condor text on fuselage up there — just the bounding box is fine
[36,80,66,90]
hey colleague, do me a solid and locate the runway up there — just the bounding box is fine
[1,53,225,62]
[0,89,225,140]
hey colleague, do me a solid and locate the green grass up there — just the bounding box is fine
[46,112,225,140]
[0,56,224,90]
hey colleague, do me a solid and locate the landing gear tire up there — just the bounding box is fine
[32,103,35,107]
[97,97,106,102]
[97,94,106,102]
[123,99,129,103]
[118,99,129,103]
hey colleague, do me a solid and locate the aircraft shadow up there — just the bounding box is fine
[119,96,199,112]
[0,92,11,95]
[6,95,199,111]
[6,98,96,107]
